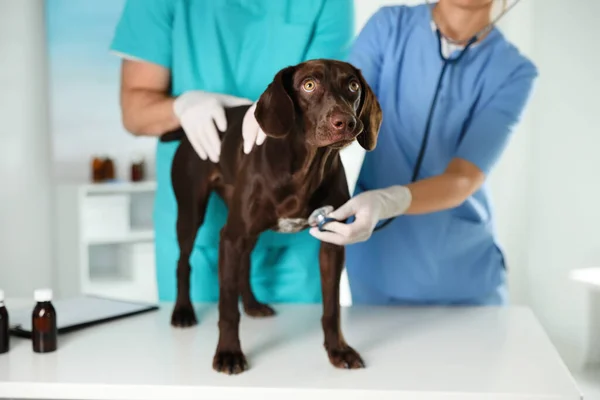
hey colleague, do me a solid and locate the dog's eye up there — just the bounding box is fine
[302,79,316,92]
[349,80,360,93]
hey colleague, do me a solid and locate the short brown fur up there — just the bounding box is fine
[167,59,382,374]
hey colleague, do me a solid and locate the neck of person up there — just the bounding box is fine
[433,0,493,44]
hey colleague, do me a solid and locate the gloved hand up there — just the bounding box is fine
[173,91,252,162]
[241,102,267,154]
[309,186,412,245]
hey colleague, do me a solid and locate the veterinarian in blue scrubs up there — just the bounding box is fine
[306,0,538,305]
[110,0,354,303]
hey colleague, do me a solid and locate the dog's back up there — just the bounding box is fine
[168,105,253,210]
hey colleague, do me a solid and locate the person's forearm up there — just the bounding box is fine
[403,172,477,215]
[121,88,179,137]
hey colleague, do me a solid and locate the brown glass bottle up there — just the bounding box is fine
[103,156,115,181]
[0,290,9,354]
[91,155,104,182]
[32,289,57,353]
[130,153,145,182]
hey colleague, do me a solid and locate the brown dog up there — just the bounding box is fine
[166,59,382,374]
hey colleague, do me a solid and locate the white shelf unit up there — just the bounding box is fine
[55,181,158,303]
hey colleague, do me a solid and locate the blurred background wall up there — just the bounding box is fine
[0,0,54,297]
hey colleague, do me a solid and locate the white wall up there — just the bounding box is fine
[0,0,55,298]
[488,0,535,306]
[480,0,600,373]
[524,0,600,371]
[46,0,156,183]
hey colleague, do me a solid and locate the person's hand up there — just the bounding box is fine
[309,186,412,245]
[242,102,267,154]
[173,91,252,162]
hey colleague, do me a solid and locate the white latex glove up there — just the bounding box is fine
[173,91,252,162]
[241,102,267,154]
[309,186,412,245]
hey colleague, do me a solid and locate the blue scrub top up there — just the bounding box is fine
[346,4,538,305]
[110,0,354,303]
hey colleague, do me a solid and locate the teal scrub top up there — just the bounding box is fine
[110,0,355,303]
[345,4,538,305]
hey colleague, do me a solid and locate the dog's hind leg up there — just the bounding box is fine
[239,251,276,318]
[170,145,212,328]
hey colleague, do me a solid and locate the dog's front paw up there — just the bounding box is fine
[213,350,249,375]
[244,302,276,318]
[327,345,365,369]
[170,303,197,328]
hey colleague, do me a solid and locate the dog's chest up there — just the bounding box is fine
[275,217,309,233]
[272,193,311,234]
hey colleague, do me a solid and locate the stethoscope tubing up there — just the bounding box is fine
[328,0,525,233]
[371,30,477,232]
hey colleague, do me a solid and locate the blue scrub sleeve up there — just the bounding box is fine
[110,0,174,68]
[454,62,538,175]
[303,0,355,61]
[347,6,403,95]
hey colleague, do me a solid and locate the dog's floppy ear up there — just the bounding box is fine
[353,66,382,151]
[255,66,296,138]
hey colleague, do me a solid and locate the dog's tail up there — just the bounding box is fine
[159,127,185,143]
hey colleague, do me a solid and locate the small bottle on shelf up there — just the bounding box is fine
[32,289,58,353]
[91,155,104,183]
[130,153,145,182]
[0,290,9,354]
[103,156,116,181]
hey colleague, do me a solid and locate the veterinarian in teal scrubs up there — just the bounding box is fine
[110,0,354,303]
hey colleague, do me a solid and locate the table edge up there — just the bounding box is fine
[0,382,581,400]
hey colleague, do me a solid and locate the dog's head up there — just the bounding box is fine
[254,59,382,151]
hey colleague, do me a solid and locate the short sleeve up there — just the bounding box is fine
[303,0,355,62]
[110,0,174,69]
[347,6,401,96]
[454,62,538,175]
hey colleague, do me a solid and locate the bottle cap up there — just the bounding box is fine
[0,289,4,302]
[34,289,53,302]
[131,153,145,164]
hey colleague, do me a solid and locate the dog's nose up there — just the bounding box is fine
[330,113,357,133]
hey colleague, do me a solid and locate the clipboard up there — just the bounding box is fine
[9,295,159,338]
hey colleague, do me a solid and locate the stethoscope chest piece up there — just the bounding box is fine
[308,206,338,232]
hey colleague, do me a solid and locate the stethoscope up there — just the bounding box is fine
[369,28,477,231]
[367,0,523,233]
[312,0,524,233]
[312,30,474,233]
